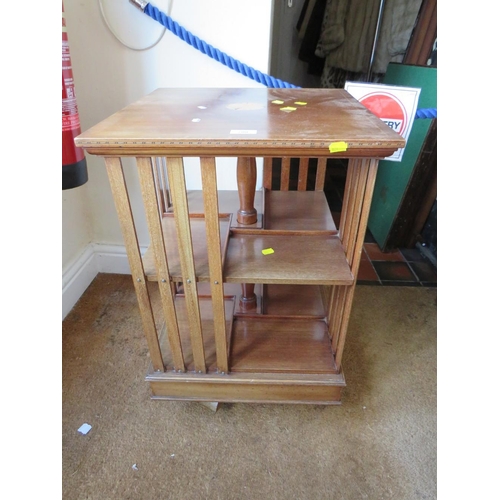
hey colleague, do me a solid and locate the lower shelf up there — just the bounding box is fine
[152,291,344,404]
[263,284,329,318]
[230,317,337,374]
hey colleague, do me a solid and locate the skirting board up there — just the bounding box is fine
[62,243,146,320]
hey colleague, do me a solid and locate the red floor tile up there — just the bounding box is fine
[364,243,405,262]
[372,261,418,282]
[357,259,379,282]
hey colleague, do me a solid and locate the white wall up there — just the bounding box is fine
[62,0,273,317]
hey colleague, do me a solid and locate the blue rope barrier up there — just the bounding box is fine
[144,3,299,89]
[415,108,437,119]
[140,2,436,118]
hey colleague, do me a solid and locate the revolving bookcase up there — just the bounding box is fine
[75,88,404,405]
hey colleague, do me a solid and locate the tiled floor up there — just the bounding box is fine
[330,210,437,288]
[358,232,437,287]
[322,163,437,288]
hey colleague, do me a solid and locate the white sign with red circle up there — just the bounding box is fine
[344,82,421,162]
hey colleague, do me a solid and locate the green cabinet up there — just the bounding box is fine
[367,63,437,250]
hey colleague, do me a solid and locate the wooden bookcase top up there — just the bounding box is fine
[75,88,405,158]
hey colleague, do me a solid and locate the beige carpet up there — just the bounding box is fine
[63,274,436,499]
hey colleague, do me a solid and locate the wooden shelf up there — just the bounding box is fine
[263,190,337,234]
[224,233,353,285]
[158,296,235,372]
[262,284,328,318]
[230,317,337,374]
[142,215,231,282]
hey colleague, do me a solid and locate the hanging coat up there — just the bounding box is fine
[315,0,423,75]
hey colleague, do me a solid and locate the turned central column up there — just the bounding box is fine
[237,157,257,225]
[236,156,257,309]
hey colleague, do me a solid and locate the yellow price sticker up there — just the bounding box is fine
[262,248,275,255]
[329,141,348,153]
[271,100,284,104]
[294,101,307,105]
[280,106,297,112]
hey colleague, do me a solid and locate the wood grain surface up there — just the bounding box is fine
[230,317,336,373]
[75,88,404,158]
[224,234,354,285]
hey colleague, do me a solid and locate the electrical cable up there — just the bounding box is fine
[99,0,170,51]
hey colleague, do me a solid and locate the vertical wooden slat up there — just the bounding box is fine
[329,159,369,350]
[137,157,185,372]
[104,157,164,372]
[315,157,327,190]
[166,157,206,373]
[298,157,309,191]
[334,160,379,368]
[338,160,355,239]
[152,157,165,215]
[330,160,368,346]
[345,163,370,266]
[339,160,361,249]
[157,157,167,213]
[200,157,229,373]
[161,157,171,211]
[329,285,347,350]
[280,157,290,191]
[263,157,273,190]
[348,159,378,279]
[152,157,171,215]
[329,280,349,341]
[314,157,337,328]
[339,159,369,264]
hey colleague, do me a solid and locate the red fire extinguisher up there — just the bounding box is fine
[62,2,88,189]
